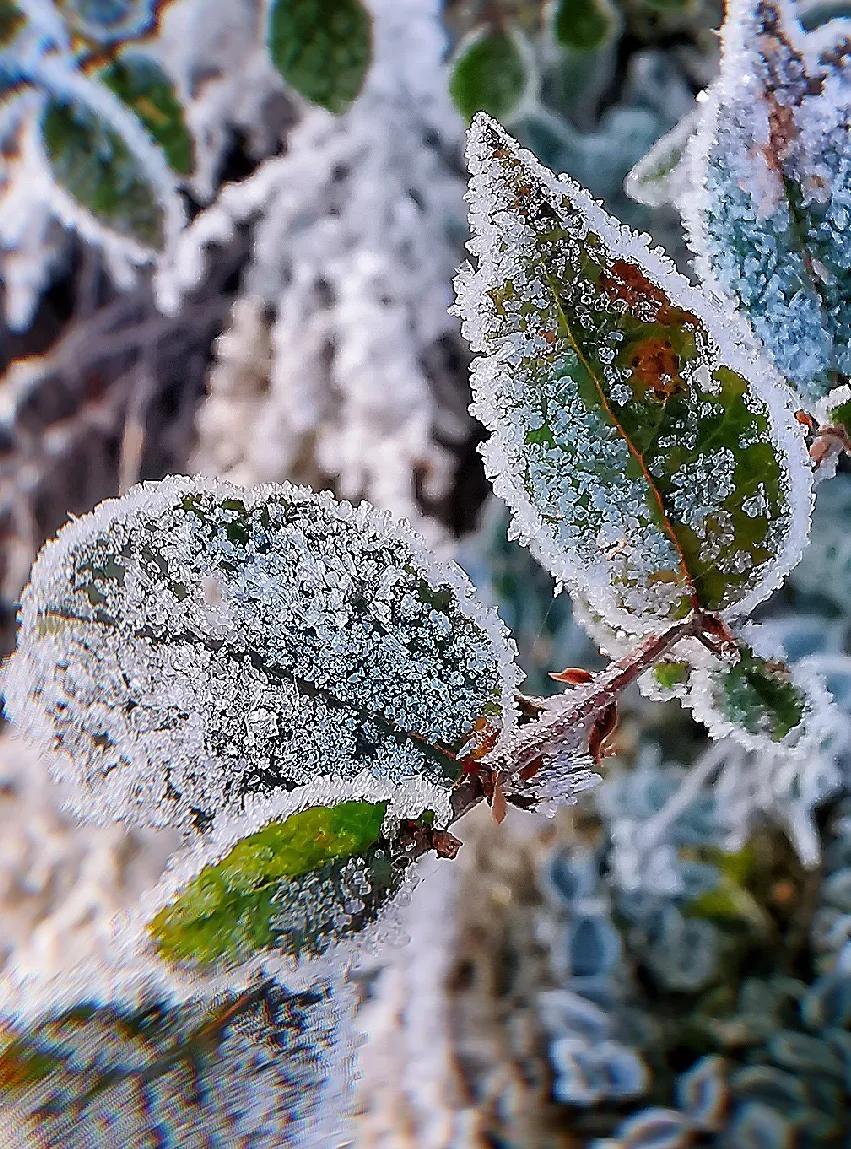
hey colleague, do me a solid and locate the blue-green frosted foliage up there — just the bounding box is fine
[693,0,851,405]
[536,769,851,1146]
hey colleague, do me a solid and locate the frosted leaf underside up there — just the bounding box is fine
[456,115,810,633]
[3,477,518,827]
[688,0,851,406]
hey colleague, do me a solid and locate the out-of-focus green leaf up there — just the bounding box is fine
[455,116,810,634]
[99,55,194,175]
[553,0,617,52]
[718,645,806,743]
[449,27,528,123]
[41,97,165,248]
[267,0,372,114]
[148,800,421,967]
[0,0,24,46]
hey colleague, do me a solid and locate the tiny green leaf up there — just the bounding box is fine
[267,0,372,114]
[147,799,418,967]
[454,116,811,635]
[718,646,805,743]
[54,0,158,43]
[3,477,519,828]
[449,27,528,124]
[625,108,699,209]
[99,55,194,176]
[41,96,165,248]
[653,660,690,691]
[553,0,618,52]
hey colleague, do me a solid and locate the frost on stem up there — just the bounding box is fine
[2,476,520,829]
[684,0,851,409]
[455,115,812,637]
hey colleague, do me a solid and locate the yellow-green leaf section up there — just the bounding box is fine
[148,801,397,966]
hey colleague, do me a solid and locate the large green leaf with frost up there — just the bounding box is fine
[267,0,372,114]
[686,0,851,408]
[3,477,517,828]
[0,980,338,1146]
[99,55,194,176]
[147,799,427,968]
[449,28,528,123]
[455,116,810,635]
[41,96,165,248]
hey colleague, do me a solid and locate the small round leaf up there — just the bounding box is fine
[449,27,529,124]
[267,0,372,114]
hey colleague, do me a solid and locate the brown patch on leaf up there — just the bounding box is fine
[600,259,699,329]
[628,335,684,400]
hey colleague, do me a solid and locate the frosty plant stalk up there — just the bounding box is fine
[1,0,850,1122]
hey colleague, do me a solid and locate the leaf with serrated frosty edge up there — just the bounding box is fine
[2,476,519,828]
[685,0,851,409]
[455,115,811,636]
[145,789,436,970]
[0,978,341,1147]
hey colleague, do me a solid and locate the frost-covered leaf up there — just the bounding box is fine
[0,0,24,46]
[685,0,851,407]
[675,1055,727,1129]
[267,0,372,115]
[55,0,159,43]
[686,628,838,755]
[2,476,518,828]
[625,107,699,209]
[449,27,529,124]
[455,115,811,635]
[145,787,433,970]
[0,978,343,1147]
[615,1108,690,1149]
[40,95,166,249]
[99,54,194,176]
[553,0,618,52]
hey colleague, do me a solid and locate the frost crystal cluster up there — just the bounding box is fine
[2,475,519,829]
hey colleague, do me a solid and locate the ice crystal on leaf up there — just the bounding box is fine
[2,476,520,829]
[455,115,812,636]
[685,0,851,410]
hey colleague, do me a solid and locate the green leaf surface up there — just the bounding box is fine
[455,116,810,634]
[41,96,165,248]
[267,0,372,114]
[99,55,194,175]
[687,0,851,407]
[718,645,806,743]
[3,477,518,828]
[146,799,435,967]
[0,981,339,1144]
[449,27,528,123]
[553,0,617,52]
[0,0,24,46]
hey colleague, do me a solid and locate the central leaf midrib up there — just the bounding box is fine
[544,271,699,607]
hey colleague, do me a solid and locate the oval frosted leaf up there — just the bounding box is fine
[625,108,699,209]
[2,476,518,827]
[0,979,342,1147]
[40,96,165,249]
[267,0,372,115]
[616,1108,690,1149]
[553,0,618,52]
[685,0,851,407]
[455,115,811,635]
[144,789,432,970]
[449,28,529,123]
[99,55,194,176]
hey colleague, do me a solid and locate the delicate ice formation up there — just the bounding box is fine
[685,0,851,408]
[2,476,520,828]
[455,114,812,636]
